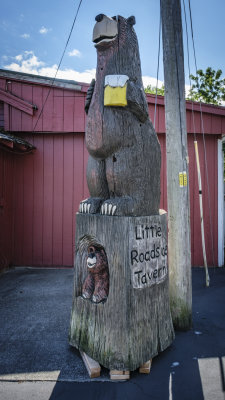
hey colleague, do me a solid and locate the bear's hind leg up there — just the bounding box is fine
[82,273,95,300]
[79,156,110,214]
[92,273,109,303]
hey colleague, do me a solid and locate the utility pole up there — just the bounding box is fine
[160,0,192,329]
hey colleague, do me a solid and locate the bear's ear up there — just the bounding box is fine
[127,16,136,26]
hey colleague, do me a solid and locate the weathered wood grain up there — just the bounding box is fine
[82,15,161,217]
[80,351,101,378]
[139,360,152,374]
[161,0,192,329]
[110,370,130,380]
[69,213,174,371]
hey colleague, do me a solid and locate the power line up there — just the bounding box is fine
[153,12,162,130]
[33,0,83,133]
[187,0,198,76]
[186,0,215,267]
[182,0,197,140]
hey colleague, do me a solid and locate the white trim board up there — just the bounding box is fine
[218,138,224,266]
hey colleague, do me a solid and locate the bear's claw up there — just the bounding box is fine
[79,202,91,214]
[79,198,103,214]
[82,291,93,300]
[100,203,117,216]
[92,294,107,303]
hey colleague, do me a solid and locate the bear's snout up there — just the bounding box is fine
[95,14,104,22]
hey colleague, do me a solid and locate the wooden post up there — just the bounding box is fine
[80,352,101,378]
[194,140,210,287]
[160,0,192,329]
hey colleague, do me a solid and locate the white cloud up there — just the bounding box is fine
[41,67,96,83]
[142,76,164,89]
[15,54,23,61]
[4,51,44,75]
[68,49,81,58]
[3,51,169,89]
[21,33,30,39]
[39,26,51,34]
[185,84,191,98]
[3,51,95,83]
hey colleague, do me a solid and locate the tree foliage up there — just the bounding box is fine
[144,68,225,106]
[188,67,225,105]
[144,84,165,96]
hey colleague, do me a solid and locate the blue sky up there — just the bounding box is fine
[1,0,225,88]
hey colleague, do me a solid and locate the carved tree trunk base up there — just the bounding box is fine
[69,212,174,371]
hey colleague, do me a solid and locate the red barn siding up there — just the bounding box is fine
[8,131,218,268]
[158,133,218,266]
[0,150,14,270]
[1,78,86,133]
[0,102,4,128]
[0,71,224,268]
[11,133,88,267]
[187,134,218,266]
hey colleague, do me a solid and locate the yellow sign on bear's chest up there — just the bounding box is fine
[104,75,129,107]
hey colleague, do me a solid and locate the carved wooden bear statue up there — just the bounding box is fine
[82,245,109,303]
[79,14,161,217]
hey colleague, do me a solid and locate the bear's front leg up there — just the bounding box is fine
[82,273,95,300]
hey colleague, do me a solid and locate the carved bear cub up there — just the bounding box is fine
[82,245,109,303]
[79,14,161,217]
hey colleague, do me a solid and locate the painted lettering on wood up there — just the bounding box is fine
[129,216,168,288]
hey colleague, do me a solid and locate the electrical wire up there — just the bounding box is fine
[182,0,197,140]
[153,12,162,130]
[33,0,83,133]
[172,7,186,170]
[186,0,215,267]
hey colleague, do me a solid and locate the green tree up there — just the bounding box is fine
[188,67,225,105]
[144,84,165,96]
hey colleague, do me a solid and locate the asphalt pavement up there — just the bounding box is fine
[0,266,224,400]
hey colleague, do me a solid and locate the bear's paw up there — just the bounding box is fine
[79,197,104,214]
[100,197,135,216]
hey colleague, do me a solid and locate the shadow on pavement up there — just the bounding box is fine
[0,267,224,400]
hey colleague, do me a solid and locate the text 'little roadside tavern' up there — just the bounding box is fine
[130,223,168,289]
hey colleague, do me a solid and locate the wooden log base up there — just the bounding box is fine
[70,214,175,371]
[80,352,152,380]
[110,370,130,381]
[80,351,101,378]
[139,359,152,374]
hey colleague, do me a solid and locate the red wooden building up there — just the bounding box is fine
[0,69,224,270]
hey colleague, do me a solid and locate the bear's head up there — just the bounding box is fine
[92,14,136,51]
[86,245,108,274]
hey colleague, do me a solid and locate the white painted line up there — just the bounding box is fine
[198,357,225,400]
